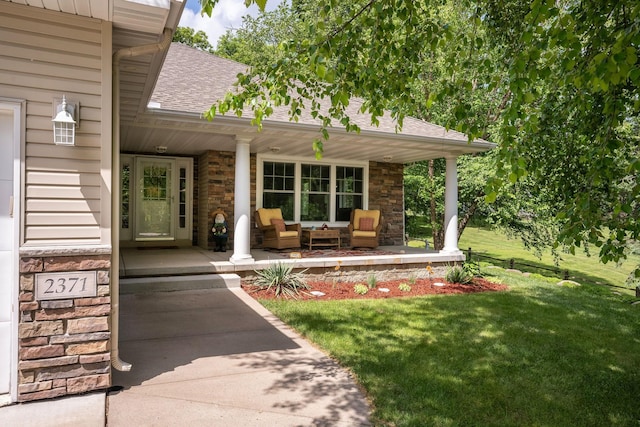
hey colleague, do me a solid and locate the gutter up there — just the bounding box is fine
[110,27,173,372]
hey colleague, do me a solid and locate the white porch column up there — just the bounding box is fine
[441,156,462,254]
[230,137,254,263]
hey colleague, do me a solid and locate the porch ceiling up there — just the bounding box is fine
[121,111,495,164]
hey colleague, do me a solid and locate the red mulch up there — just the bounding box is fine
[243,277,509,300]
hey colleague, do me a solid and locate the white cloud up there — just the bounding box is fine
[179,0,281,48]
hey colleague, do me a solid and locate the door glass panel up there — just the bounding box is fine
[121,163,130,229]
[179,167,186,228]
[136,159,173,240]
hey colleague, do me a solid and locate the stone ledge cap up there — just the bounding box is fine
[20,245,112,257]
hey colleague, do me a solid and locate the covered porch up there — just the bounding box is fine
[116,42,494,269]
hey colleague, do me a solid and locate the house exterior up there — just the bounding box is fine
[0,0,185,404]
[126,42,493,259]
[0,0,493,404]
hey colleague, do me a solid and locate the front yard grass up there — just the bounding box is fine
[409,224,639,293]
[261,269,640,426]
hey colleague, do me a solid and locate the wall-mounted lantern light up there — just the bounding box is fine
[52,95,78,146]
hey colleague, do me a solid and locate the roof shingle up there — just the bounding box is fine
[152,43,478,143]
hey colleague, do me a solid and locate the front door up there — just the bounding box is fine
[0,101,20,400]
[135,157,175,241]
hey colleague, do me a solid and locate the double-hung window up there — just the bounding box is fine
[301,164,330,221]
[262,161,295,220]
[258,156,367,224]
[335,166,363,221]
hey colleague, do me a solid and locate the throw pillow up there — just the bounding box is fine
[270,218,286,232]
[359,217,374,231]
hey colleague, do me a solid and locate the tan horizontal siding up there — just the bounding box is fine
[26,171,101,186]
[1,43,102,70]
[1,56,101,83]
[27,185,101,199]
[26,143,101,161]
[25,226,101,240]
[0,28,101,57]
[26,212,98,226]
[0,2,109,245]
[0,71,101,96]
[26,129,101,148]
[27,158,100,173]
[26,199,100,213]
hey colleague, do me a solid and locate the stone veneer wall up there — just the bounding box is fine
[368,161,405,246]
[17,250,111,402]
[198,150,257,250]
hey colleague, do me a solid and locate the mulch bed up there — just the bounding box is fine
[243,277,509,300]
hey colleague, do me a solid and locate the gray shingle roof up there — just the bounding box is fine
[151,43,477,143]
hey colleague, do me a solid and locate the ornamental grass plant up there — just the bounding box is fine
[252,262,309,299]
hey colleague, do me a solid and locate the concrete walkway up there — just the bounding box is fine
[107,288,371,426]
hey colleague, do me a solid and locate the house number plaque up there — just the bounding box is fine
[35,271,97,301]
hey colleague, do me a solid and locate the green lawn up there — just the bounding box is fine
[410,225,639,293]
[261,270,640,426]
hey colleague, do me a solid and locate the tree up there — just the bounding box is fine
[199,0,640,278]
[173,26,214,53]
[215,3,302,67]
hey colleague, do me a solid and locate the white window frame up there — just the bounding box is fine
[256,154,369,227]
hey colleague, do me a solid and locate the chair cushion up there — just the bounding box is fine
[359,217,374,231]
[279,230,299,238]
[353,209,380,230]
[353,230,377,238]
[258,208,282,227]
[270,218,286,232]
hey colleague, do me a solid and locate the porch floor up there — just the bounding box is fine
[119,245,465,278]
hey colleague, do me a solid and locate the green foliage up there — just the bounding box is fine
[199,0,640,277]
[252,263,310,299]
[445,264,474,285]
[215,3,299,67]
[407,273,417,285]
[366,274,377,289]
[353,283,369,295]
[398,282,412,292]
[172,27,214,53]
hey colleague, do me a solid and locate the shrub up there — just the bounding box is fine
[354,283,369,295]
[408,273,417,285]
[366,274,378,289]
[398,282,412,292]
[445,264,474,284]
[253,263,310,299]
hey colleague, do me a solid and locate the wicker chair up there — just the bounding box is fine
[348,209,383,249]
[255,208,301,250]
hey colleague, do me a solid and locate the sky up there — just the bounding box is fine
[179,0,281,48]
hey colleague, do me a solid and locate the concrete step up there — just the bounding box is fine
[119,274,241,294]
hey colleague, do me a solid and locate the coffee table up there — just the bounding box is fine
[302,229,341,250]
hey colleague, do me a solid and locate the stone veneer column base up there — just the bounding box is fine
[17,247,111,402]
